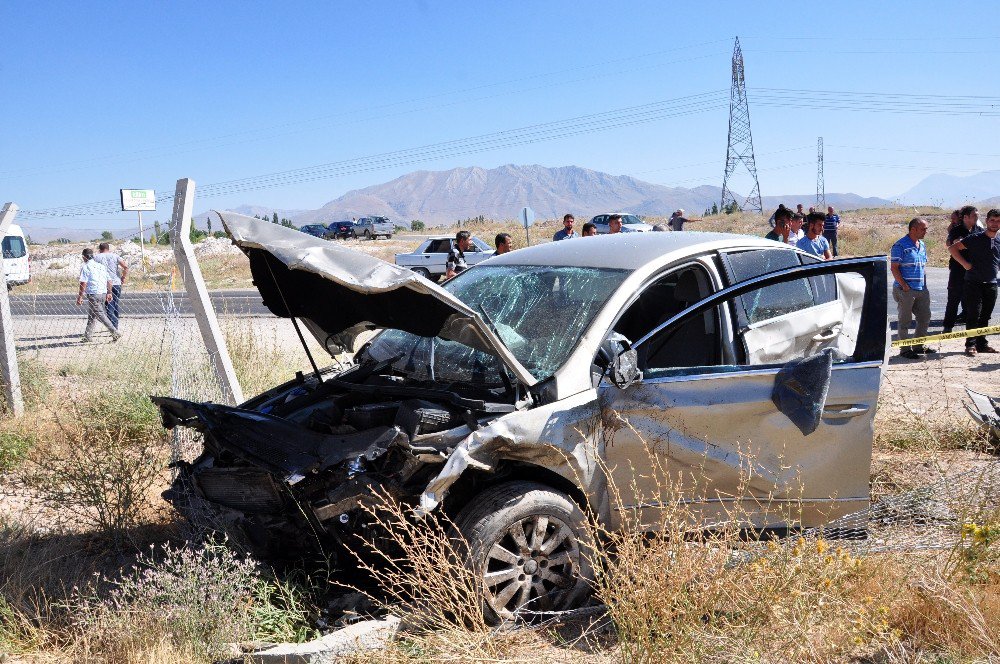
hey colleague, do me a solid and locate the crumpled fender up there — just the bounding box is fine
[417,390,602,515]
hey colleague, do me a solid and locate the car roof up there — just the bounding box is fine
[483,231,781,270]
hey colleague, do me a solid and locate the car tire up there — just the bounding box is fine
[411,267,431,280]
[364,230,371,240]
[453,481,593,624]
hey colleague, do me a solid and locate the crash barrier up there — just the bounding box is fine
[805,458,1000,553]
[892,324,1000,348]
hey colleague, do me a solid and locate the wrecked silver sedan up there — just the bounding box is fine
[155,213,888,620]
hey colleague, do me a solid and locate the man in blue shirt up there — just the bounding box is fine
[824,207,841,257]
[948,209,1000,356]
[796,213,832,259]
[890,218,932,359]
[552,214,576,241]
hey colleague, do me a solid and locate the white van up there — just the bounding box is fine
[3,224,30,290]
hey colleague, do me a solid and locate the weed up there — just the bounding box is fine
[15,389,168,545]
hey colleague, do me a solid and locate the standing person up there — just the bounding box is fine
[787,213,806,246]
[943,205,981,332]
[608,215,623,234]
[824,207,841,257]
[76,248,120,342]
[796,203,806,217]
[93,242,128,331]
[581,222,598,237]
[494,233,513,255]
[890,219,932,359]
[553,214,576,241]
[669,209,698,231]
[445,230,471,279]
[796,212,833,259]
[948,209,1000,356]
[765,205,792,242]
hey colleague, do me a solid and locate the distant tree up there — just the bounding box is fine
[723,202,740,214]
[411,220,425,231]
[280,218,296,229]
[153,221,162,245]
[207,217,213,233]
[711,202,719,215]
[101,230,114,241]
[272,212,279,224]
[24,234,32,245]
[213,230,227,239]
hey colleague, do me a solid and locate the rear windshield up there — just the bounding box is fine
[2,236,26,259]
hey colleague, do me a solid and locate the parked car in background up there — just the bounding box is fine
[2,224,30,290]
[589,213,652,234]
[329,220,357,239]
[355,216,394,239]
[394,235,494,280]
[300,223,333,239]
[156,212,889,622]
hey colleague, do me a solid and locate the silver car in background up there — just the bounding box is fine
[355,215,395,239]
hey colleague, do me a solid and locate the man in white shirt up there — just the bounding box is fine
[786,213,806,246]
[93,242,129,330]
[77,247,120,342]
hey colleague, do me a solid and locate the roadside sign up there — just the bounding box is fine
[120,189,156,212]
[520,206,535,247]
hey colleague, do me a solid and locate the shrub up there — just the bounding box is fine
[16,390,167,545]
[70,539,314,661]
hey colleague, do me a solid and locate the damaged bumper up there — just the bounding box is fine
[966,389,1000,446]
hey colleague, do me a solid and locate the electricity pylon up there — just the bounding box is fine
[720,37,762,214]
[816,137,826,207]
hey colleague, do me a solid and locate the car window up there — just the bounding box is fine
[426,240,450,253]
[622,215,642,225]
[2,237,25,259]
[613,265,721,378]
[630,264,871,377]
[722,249,818,327]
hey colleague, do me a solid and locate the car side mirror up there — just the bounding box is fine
[609,348,641,388]
[597,334,641,388]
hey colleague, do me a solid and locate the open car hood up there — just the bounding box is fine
[217,211,537,387]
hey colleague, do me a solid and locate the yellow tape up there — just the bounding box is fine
[891,324,1000,347]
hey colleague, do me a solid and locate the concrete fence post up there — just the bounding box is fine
[0,203,23,417]
[169,179,244,405]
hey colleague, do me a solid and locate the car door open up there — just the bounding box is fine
[600,256,887,532]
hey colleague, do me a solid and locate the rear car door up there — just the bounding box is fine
[600,255,887,531]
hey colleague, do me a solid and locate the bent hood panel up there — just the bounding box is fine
[152,396,406,483]
[217,212,535,386]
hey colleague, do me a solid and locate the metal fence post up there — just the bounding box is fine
[169,179,245,405]
[0,203,23,416]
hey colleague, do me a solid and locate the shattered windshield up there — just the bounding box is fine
[365,265,628,385]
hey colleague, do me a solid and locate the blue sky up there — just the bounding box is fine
[3,0,998,232]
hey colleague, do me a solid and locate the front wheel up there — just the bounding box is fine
[453,481,592,624]
[411,267,431,280]
[363,230,372,240]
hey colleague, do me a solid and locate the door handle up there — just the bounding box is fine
[822,404,870,419]
[812,325,841,342]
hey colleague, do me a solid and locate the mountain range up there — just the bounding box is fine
[195,164,894,228]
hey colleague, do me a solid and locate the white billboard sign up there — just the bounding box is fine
[120,189,156,212]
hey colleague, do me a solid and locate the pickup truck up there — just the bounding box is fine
[394,235,494,280]
[354,216,394,239]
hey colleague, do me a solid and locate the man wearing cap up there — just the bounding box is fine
[76,247,121,342]
[669,209,697,231]
[553,214,577,241]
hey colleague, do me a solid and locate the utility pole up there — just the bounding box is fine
[720,37,762,214]
[816,137,826,208]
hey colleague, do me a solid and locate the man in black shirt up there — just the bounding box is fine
[943,205,981,332]
[948,209,1000,356]
[446,230,471,279]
